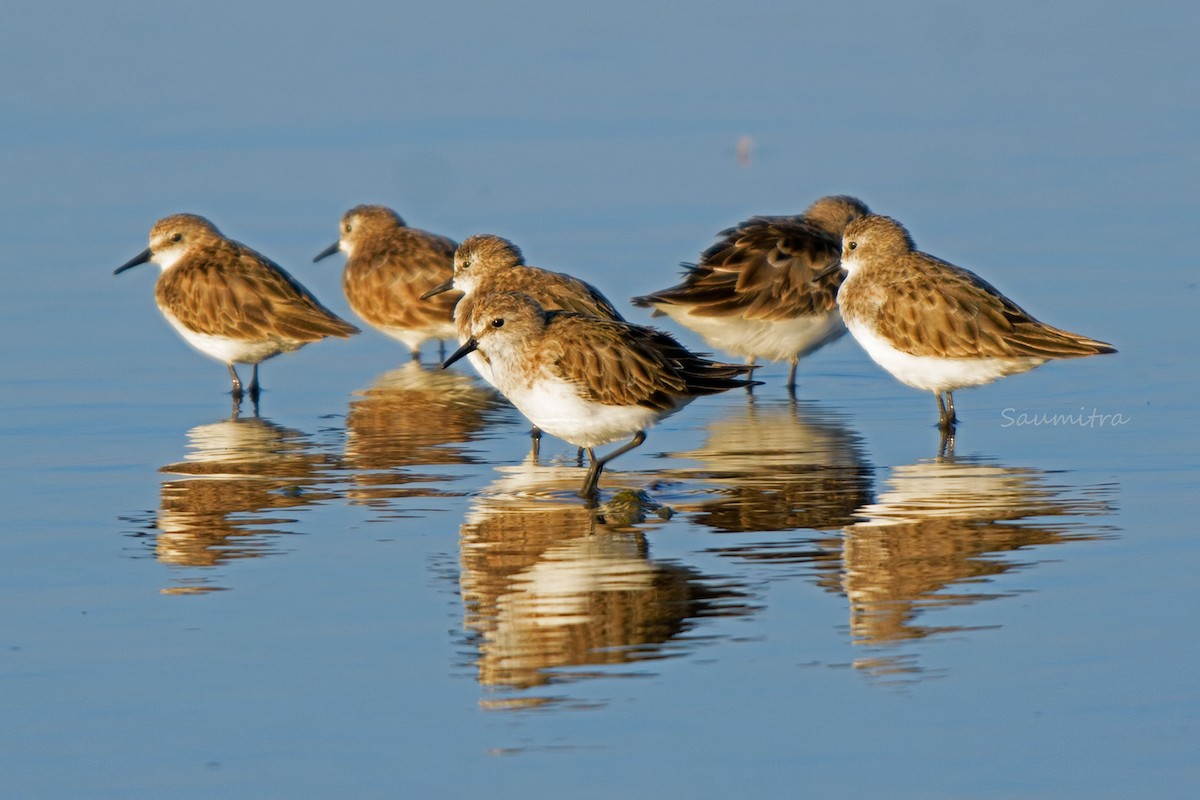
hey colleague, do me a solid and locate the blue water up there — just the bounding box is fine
[2,2,1198,798]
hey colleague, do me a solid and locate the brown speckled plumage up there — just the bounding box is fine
[634,195,869,322]
[154,228,358,343]
[838,215,1116,360]
[835,214,1116,428]
[445,233,624,331]
[115,213,357,402]
[445,291,758,496]
[467,294,756,412]
[316,205,459,355]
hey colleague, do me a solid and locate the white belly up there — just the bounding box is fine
[846,319,1045,392]
[161,310,296,365]
[505,377,681,449]
[657,305,846,362]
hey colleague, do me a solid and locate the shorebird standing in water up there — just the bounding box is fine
[425,233,626,458]
[633,195,870,390]
[833,214,1116,430]
[313,204,458,361]
[115,214,359,406]
[444,291,759,497]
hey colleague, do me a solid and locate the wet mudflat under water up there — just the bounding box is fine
[2,2,1198,798]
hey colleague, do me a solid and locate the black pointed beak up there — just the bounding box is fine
[420,278,455,301]
[441,337,478,369]
[313,241,341,263]
[114,248,152,275]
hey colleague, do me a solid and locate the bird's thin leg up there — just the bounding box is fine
[579,431,647,497]
[745,356,757,394]
[946,391,957,425]
[530,427,542,462]
[247,364,261,403]
[786,356,799,392]
[228,364,244,400]
[936,391,957,432]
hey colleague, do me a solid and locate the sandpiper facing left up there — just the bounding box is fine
[422,233,624,328]
[632,195,870,389]
[443,291,759,497]
[115,214,359,403]
[424,233,626,456]
[313,205,459,360]
[834,214,1116,429]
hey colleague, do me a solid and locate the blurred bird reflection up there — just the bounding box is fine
[457,458,756,709]
[153,414,339,592]
[666,399,874,534]
[817,455,1116,679]
[666,405,1117,680]
[342,362,507,509]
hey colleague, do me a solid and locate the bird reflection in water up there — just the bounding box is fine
[149,414,340,593]
[342,362,507,511]
[457,459,755,710]
[826,454,1116,679]
[665,400,873,570]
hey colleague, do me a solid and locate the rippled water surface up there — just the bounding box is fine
[3,3,1197,798]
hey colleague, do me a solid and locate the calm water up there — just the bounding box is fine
[3,2,1198,798]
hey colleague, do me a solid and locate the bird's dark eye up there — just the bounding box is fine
[847,241,857,250]
[491,318,505,328]
[343,223,352,234]
[170,233,183,243]
[460,259,472,270]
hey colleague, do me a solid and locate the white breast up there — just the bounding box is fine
[657,304,845,362]
[845,318,1045,392]
[504,376,681,449]
[160,309,294,365]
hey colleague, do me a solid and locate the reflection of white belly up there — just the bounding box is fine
[846,319,1044,392]
[506,377,681,448]
[162,310,295,365]
[657,305,845,362]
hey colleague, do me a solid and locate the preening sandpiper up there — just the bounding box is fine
[632,195,870,389]
[313,204,459,360]
[115,213,359,403]
[443,292,760,497]
[834,214,1116,429]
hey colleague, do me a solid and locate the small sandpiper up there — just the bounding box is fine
[423,233,626,456]
[313,204,459,360]
[834,214,1116,429]
[632,195,870,389]
[443,291,759,497]
[115,213,359,403]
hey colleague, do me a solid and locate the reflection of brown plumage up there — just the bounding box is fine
[458,460,754,700]
[342,363,506,507]
[666,400,873,534]
[155,416,337,578]
[829,458,1114,653]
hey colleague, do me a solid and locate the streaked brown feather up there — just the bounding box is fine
[342,225,459,331]
[158,237,358,342]
[538,310,756,410]
[840,224,1116,360]
[632,196,870,321]
[454,233,624,324]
